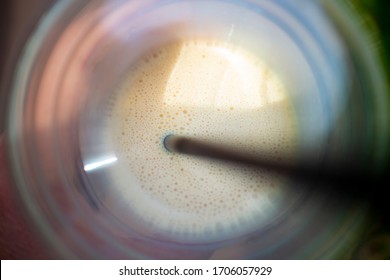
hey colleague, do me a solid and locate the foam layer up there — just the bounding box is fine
[106,39,298,242]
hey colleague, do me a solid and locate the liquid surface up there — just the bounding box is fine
[106,39,298,242]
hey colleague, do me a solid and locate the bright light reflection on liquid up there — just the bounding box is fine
[164,43,286,109]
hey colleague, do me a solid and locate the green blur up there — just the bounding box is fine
[346,0,390,260]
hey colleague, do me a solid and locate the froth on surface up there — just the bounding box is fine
[105,39,298,242]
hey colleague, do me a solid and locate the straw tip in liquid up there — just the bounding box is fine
[163,134,176,152]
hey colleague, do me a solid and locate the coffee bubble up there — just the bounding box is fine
[105,39,298,242]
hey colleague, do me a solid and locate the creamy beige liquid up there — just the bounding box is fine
[106,39,298,242]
